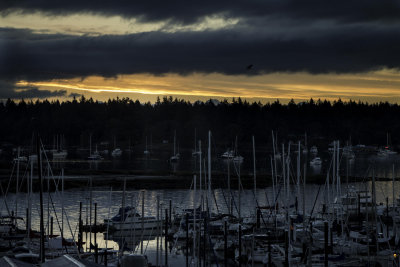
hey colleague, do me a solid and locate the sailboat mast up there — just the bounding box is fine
[252,136,257,210]
[193,175,197,264]
[36,131,45,262]
[89,134,92,156]
[286,143,291,210]
[208,131,212,215]
[174,130,176,156]
[297,141,301,200]
[61,168,64,252]
[199,140,203,211]
[194,128,197,152]
[393,164,395,208]
[27,160,32,242]
[228,150,231,215]
[15,147,20,219]
[271,157,277,227]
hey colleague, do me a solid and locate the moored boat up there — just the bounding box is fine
[104,206,161,234]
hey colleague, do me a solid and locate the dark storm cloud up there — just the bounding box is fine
[1,0,400,24]
[0,80,67,99]
[1,24,400,82]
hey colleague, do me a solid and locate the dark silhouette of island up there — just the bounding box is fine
[0,96,398,150]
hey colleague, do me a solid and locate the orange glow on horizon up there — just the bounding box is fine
[13,69,400,103]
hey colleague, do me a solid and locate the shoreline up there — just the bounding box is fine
[0,170,393,191]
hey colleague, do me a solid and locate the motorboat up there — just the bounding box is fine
[88,150,103,160]
[52,150,68,160]
[170,153,180,162]
[221,150,234,159]
[111,148,122,157]
[233,155,244,162]
[104,206,161,234]
[310,157,322,165]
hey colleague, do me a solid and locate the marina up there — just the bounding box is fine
[2,137,400,266]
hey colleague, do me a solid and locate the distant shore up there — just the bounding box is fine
[0,168,390,192]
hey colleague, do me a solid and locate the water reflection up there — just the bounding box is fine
[4,178,399,240]
[309,164,322,175]
[7,148,399,180]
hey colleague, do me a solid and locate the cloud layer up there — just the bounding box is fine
[1,0,400,99]
[0,80,67,99]
[1,23,400,83]
[1,0,400,24]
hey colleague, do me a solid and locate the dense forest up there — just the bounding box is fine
[0,96,399,150]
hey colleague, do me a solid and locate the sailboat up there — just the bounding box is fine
[104,206,161,234]
[111,136,122,158]
[88,135,103,160]
[233,136,243,162]
[310,157,322,165]
[192,129,198,157]
[52,135,68,160]
[144,135,150,155]
[170,131,180,162]
[378,133,397,157]
[302,132,308,154]
[111,148,122,157]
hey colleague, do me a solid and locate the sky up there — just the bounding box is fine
[1,1,400,103]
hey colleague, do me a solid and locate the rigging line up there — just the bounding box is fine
[307,183,322,229]
[45,165,81,256]
[48,192,69,253]
[16,161,29,198]
[213,158,237,215]
[4,160,17,203]
[0,160,15,216]
[171,176,195,252]
[209,133,224,214]
[215,158,241,216]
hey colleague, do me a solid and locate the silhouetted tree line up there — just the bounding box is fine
[0,96,399,150]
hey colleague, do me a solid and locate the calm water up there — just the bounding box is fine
[2,180,400,245]
[47,149,400,179]
[2,150,400,265]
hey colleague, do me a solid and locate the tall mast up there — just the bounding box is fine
[252,136,257,210]
[194,128,197,153]
[199,140,202,211]
[61,168,64,252]
[174,130,176,156]
[297,141,301,201]
[208,131,212,215]
[36,129,45,262]
[393,164,395,208]
[193,175,197,264]
[15,147,20,221]
[89,134,92,156]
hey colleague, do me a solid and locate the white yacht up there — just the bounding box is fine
[52,150,68,160]
[221,150,234,159]
[88,145,103,160]
[111,148,122,157]
[310,157,322,165]
[104,206,161,234]
[233,155,244,162]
